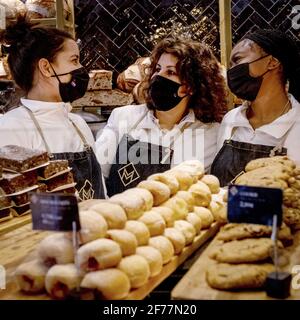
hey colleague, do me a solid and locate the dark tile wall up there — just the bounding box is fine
[74,0,220,76]
[74,0,299,79]
[231,0,300,46]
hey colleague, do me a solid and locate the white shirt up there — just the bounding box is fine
[0,98,95,152]
[216,94,300,165]
[96,104,220,178]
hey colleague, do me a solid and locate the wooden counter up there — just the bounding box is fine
[0,222,220,300]
[171,231,300,300]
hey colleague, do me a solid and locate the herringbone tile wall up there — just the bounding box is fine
[74,0,299,77]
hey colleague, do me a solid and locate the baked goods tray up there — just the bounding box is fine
[171,230,300,300]
[0,223,220,300]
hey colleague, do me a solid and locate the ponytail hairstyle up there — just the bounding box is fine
[0,14,73,93]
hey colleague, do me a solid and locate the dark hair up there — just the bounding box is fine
[143,36,228,123]
[0,14,73,93]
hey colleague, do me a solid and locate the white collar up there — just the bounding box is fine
[20,98,72,114]
[234,94,300,139]
[136,108,196,130]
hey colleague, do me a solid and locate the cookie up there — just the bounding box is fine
[206,263,274,290]
[210,238,281,263]
[245,156,295,172]
[283,206,300,230]
[217,223,293,247]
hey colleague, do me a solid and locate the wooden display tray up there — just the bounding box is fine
[171,230,300,300]
[0,223,220,300]
[0,215,32,236]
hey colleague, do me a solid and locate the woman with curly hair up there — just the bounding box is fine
[96,36,228,196]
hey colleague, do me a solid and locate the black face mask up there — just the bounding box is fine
[227,55,270,101]
[148,75,186,111]
[50,65,89,103]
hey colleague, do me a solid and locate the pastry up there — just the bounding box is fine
[123,188,153,211]
[109,193,145,220]
[188,181,212,207]
[245,156,295,172]
[0,145,49,172]
[137,180,171,206]
[206,263,274,290]
[90,202,127,229]
[162,197,188,220]
[77,238,122,272]
[174,191,195,211]
[201,175,220,194]
[194,207,214,229]
[117,255,150,289]
[163,227,186,254]
[186,212,202,234]
[165,169,194,191]
[124,220,150,246]
[174,220,196,245]
[80,269,130,300]
[45,264,82,300]
[151,206,175,227]
[138,210,166,236]
[38,233,74,267]
[0,171,37,194]
[149,236,174,264]
[147,173,179,195]
[38,160,69,179]
[79,210,108,244]
[136,246,163,277]
[210,238,281,263]
[15,259,48,293]
[106,229,138,256]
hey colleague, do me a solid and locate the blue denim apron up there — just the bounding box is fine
[106,111,191,197]
[23,105,105,200]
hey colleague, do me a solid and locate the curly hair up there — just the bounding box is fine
[143,36,228,123]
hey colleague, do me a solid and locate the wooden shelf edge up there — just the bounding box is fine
[0,215,32,236]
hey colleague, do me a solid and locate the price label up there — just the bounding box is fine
[30,193,80,231]
[228,185,283,226]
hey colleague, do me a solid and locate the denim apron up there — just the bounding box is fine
[210,126,293,187]
[23,105,105,200]
[106,111,191,197]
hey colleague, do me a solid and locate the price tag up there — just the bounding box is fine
[30,193,80,231]
[228,185,283,226]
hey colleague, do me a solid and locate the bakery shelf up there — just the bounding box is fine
[171,230,300,300]
[0,214,32,236]
[0,222,220,300]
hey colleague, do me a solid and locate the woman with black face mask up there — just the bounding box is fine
[96,36,227,196]
[211,29,300,187]
[0,15,106,200]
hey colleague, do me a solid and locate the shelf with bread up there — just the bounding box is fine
[172,156,300,300]
[0,160,227,300]
[1,1,75,37]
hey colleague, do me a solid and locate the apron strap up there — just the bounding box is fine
[22,104,54,158]
[128,109,149,134]
[68,118,91,151]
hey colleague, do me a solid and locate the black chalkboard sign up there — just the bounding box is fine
[30,193,81,231]
[228,185,283,226]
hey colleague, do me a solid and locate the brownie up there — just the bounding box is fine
[38,160,69,179]
[0,171,37,194]
[37,182,47,193]
[0,208,12,221]
[60,187,77,194]
[0,165,2,179]
[0,195,12,209]
[0,145,49,172]
[11,192,30,206]
[46,172,74,191]
[12,204,31,216]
